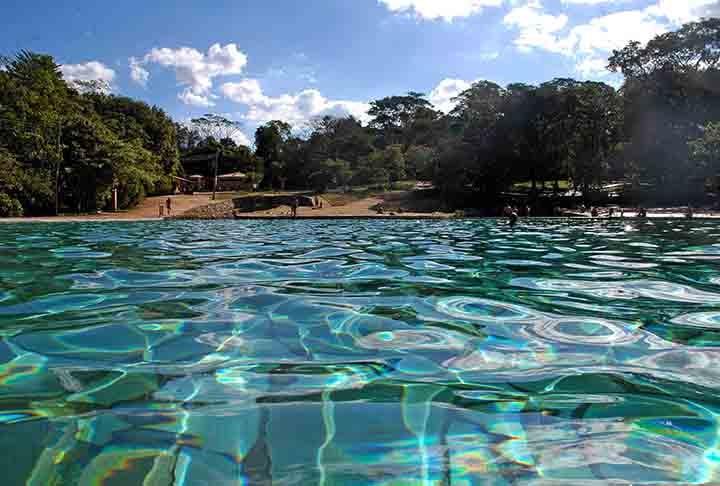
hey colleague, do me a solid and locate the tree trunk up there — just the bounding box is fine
[212,151,219,200]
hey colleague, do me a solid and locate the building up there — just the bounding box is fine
[217,172,251,191]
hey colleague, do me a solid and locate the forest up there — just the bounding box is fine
[1,19,720,217]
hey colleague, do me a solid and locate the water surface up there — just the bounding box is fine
[2,219,720,484]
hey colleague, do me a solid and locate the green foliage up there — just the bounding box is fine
[4,19,719,218]
[690,122,720,188]
[0,50,181,216]
[0,193,23,217]
[368,92,439,147]
[254,120,292,189]
[404,145,435,180]
[608,18,720,200]
[309,159,352,192]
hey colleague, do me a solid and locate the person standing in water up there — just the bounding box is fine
[508,208,519,227]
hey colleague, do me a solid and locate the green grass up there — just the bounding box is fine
[212,181,422,207]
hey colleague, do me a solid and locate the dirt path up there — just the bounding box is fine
[0,194,221,222]
[240,196,384,217]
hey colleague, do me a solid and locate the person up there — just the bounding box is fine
[503,204,512,217]
[165,197,172,215]
[591,207,599,218]
[608,207,615,218]
[685,204,694,219]
[525,205,532,217]
[508,208,519,227]
[291,197,299,218]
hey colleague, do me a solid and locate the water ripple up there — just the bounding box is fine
[1,219,720,484]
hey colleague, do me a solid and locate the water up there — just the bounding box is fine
[1,219,720,485]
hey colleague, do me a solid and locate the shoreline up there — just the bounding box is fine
[3,213,720,223]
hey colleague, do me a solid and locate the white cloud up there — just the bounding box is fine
[648,0,720,25]
[232,131,252,147]
[503,0,716,78]
[377,0,504,21]
[565,9,667,54]
[575,57,610,77]
[561,0,627,4]
[503,1,569,53]
[132,43,248,105]
[221,79,371,129]
[178,89,216,107]
[60,61,116,92]
[129,57,149,87]
[428,78,474,113]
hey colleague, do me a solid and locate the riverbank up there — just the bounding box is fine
[2,190,720,222]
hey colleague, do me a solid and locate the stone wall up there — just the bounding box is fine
[174,195,318,220]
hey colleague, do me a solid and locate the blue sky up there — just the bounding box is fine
[2,0,718,144]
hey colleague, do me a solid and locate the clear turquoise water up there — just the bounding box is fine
[2,219,720,484]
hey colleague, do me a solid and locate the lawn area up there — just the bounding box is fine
[323,181,419,206]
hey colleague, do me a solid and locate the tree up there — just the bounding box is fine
[309,159,352,192]
[191,114,243,198]
[689,122,720,195]
[405,145,436,180]
[0,51,74,214]
[435,81,509,201]
[254,120,291,189]
[0,50,183,216]
[609,19,720,202]
[369,92,435,147]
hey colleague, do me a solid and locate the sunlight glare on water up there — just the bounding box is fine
[1,219,720,484]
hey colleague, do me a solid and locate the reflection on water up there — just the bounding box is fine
[2,219,720,484]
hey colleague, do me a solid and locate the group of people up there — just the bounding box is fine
[588,205,696,219]
[502,202,698,225]
[159,197,173,217]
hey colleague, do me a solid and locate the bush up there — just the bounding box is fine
[0,193,23,217]
[152,175,175,196]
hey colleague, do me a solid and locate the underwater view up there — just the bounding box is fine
[2,219,720,484]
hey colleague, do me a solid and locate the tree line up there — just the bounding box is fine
[243,19,720,210]
[0,52,181,216]
[2,19,719,217]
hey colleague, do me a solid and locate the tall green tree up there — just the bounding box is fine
[254,120,291,189]
[609,18,720,201]
[369,92,436,147]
